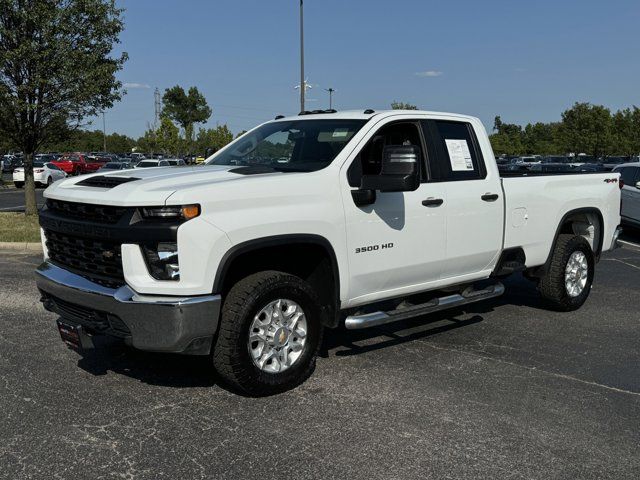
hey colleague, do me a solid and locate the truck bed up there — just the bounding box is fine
[500,172,620,267]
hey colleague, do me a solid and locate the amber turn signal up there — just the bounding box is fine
[181,204,200,220]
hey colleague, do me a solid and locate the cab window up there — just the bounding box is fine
[422,120,486,182]
[347,122,424,187]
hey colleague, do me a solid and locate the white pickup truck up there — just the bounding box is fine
[36,109,622,395]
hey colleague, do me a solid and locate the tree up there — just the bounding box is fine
[157,116,180,156]
[490,117,524,155]
[0,0,127,215]
[195,124,233,156]
[162,86,212,153]
[522,122,561,155]
[391,101,418,110]
[559,102,613,158]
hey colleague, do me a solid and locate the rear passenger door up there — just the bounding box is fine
[422,119,504,279]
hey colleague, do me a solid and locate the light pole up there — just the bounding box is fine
[299,0,305,112]
[325,88,335,109]
[102,111,107,152]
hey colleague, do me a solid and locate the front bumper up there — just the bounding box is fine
[36,262,221,355]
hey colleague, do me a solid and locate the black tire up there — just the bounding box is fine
[539,234,595,311]
[13,182,23,189]
[213,271,324,396]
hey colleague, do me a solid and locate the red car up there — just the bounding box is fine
[51,152,105,175]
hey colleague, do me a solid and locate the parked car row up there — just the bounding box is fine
[496,154,640,173]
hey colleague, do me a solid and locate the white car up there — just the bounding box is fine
[37,109,621,395]
[13,161,67,188]
[612,163,640,226]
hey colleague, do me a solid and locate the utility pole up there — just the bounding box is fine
[325,88,335,109]
[102,111,107,152]
[154,87,162,127]
[299,0,305,112]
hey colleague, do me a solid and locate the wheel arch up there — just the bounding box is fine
[532,207,604,277]
[213,234,341,328]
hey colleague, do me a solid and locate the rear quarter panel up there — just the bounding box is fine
[502,173,621,267]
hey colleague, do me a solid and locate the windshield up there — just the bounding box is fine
[207,119,367,172]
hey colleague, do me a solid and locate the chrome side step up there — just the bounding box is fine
[344,283,505,330]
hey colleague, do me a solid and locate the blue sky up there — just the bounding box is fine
[94,0,640,138]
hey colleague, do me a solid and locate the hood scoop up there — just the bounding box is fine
[76,176,140,188]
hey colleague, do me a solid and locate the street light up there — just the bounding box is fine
[299,0,304,112]
[102,111,106,152]
[324,88,335,109]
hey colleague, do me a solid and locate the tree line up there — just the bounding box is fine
[1,120,235,158]
[490,102,640,158]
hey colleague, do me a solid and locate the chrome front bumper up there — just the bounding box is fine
[35,262,221,355]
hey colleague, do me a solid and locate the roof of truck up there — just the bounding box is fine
[272,109,478,123]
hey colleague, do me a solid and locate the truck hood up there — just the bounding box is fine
[43,165,289,206]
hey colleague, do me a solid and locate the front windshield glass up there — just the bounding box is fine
[207,119,367,172]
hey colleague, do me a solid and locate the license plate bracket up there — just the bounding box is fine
[57,320,94,350]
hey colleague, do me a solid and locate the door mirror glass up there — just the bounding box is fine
[360,145,420,192]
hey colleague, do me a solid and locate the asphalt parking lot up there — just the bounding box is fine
[0,184,46,212]
[1,241,640,479]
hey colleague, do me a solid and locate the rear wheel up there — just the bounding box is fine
[13,182,23,188]
[539,234,594,311]
[213,271,324,396]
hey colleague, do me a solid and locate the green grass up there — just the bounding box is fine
[0,212,41,243]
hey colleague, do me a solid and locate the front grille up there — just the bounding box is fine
[43,293,131,337]
[46,199,128,224]
[76,175,139,189]
[44,229,124,284]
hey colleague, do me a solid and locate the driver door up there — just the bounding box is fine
[341,120,447,307]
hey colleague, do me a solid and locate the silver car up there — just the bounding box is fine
[613,163,640,227]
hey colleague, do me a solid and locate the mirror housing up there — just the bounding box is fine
[360,145,420,192]
[636,181,640,190]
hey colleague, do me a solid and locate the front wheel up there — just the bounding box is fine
[539,234,595,311]
[13,182,23,188]
[213,271,324,396]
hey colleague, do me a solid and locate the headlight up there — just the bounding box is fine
[142,242,180,280]
[140,204,200,221]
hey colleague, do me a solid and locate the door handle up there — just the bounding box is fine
[422,198,444,207]
[481,193,499,202]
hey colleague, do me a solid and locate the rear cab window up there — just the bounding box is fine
[422,120,486,182]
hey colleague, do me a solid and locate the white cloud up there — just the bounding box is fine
[123,82,151,89]
[415,70,443,77]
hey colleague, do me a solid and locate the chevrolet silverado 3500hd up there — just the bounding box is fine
[36,109,622,395]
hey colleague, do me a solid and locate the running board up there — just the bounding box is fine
[344,283,505,330]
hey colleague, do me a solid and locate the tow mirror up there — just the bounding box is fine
[360,145,420,193]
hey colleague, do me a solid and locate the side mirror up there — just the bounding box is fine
[360,145,420,192]
[635,181,640,190]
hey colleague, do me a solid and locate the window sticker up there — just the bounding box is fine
[445,139,474,171]
[332,128,349,138]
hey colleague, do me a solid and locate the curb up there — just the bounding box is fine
[0,241,42,252]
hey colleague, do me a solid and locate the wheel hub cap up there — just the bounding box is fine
[565,251,588,297]
[248,299,308,373]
